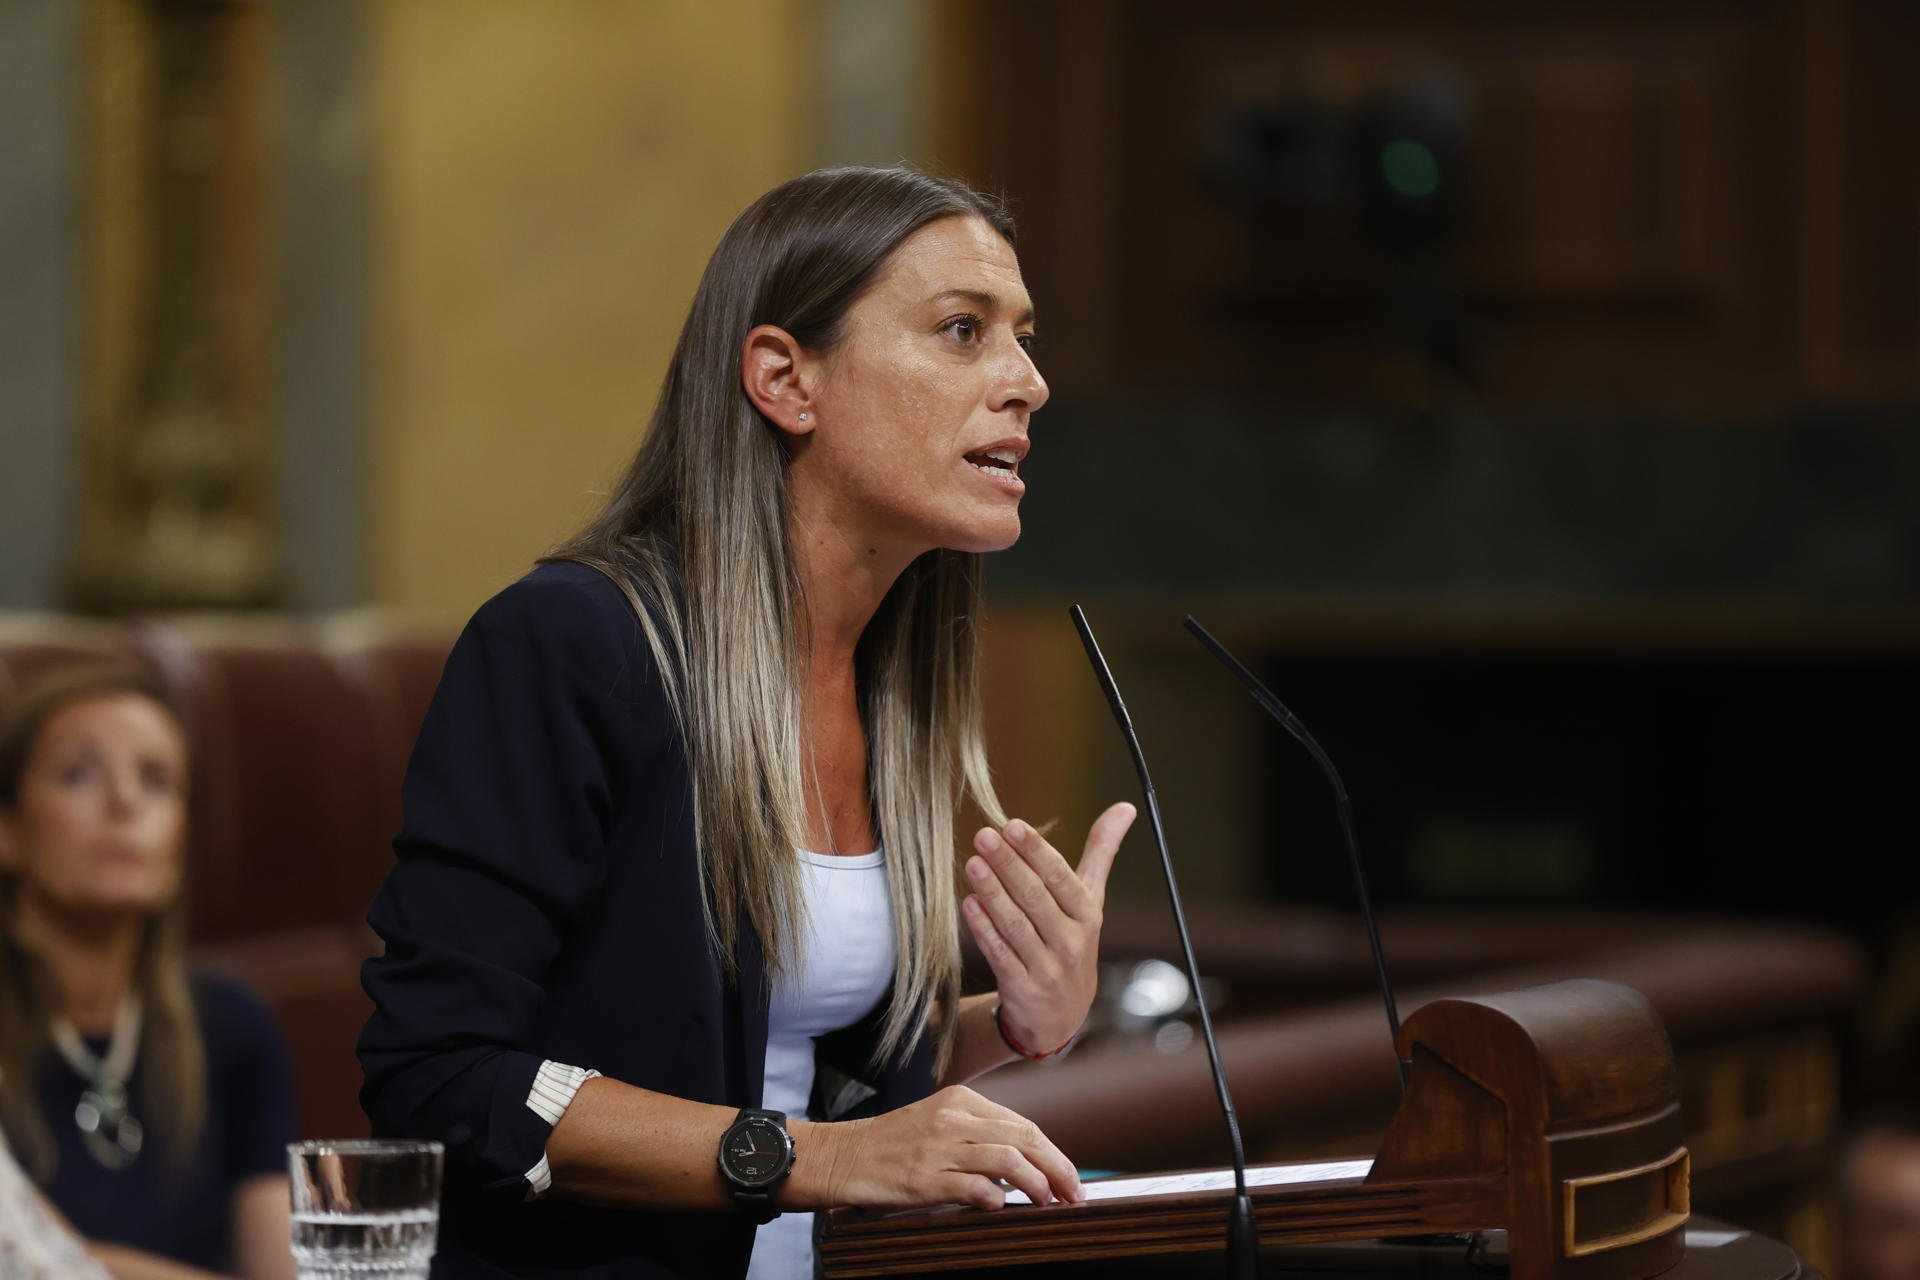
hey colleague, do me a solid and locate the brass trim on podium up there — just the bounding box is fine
[1562,1145,1691,1258]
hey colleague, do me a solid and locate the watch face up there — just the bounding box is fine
[723,1116,790,1186]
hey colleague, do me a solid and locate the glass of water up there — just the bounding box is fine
[288,1139,443,1279]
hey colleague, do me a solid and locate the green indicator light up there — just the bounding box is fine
[1380,138,1440,199]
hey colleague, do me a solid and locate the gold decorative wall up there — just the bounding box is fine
[60,1,939,620]
[366,1,819,621]
[71,0,278,611]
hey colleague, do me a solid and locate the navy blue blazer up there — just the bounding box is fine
[358,561,934,1279]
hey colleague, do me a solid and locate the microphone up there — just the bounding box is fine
[1182,615,1409,1094]
[1069,605,1261,1280]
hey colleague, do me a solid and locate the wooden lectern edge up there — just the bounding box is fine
[820,980,1696,1280]
[821,1169,1501,1270]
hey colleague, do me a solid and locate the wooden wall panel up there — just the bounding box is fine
[1800,0,1920,396]
[972,0,1915,412]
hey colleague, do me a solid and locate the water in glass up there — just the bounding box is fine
[291,1208,437,1278]
[288,1140,443,1280]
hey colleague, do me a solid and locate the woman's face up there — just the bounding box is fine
[0,694,189,926]
[795,214,1049,557]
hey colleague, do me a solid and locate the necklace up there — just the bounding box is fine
[49,995,145,1170]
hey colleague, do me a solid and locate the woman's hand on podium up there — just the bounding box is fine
[962,803,1137,1057]
[788,1086,1083,1211]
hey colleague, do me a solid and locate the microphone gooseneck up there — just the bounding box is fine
[1183,615,1410,1095]
[1069,605,1260,1280]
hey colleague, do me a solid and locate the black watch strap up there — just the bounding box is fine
[733,1185,776,1219]
[719,1107,792,1224]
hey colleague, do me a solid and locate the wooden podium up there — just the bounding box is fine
[821,980,1718,1280]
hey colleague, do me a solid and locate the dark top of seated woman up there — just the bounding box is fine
[35,971,296,1272]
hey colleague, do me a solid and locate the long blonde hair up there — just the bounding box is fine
[546,167,1015,1072]
[0,665,207,1181]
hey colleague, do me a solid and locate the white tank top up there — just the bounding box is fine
[747,849,895,1280]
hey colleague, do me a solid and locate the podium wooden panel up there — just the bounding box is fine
[822,980,1715,1280]
[820,1218,1812,1280]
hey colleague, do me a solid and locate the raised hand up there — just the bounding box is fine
[961,802,1137,1057]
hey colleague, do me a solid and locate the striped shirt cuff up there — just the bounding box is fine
[521,1061,600,1198]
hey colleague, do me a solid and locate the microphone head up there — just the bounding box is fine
[1184,613,1405,1092]
[1069,604,1138,741]
[1184,614,1312,740]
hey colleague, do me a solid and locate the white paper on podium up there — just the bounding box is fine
[1004,1157,1376,1207]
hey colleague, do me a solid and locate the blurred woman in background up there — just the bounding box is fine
[0,666,296,1280]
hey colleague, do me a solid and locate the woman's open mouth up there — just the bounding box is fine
[964,447,1021,480]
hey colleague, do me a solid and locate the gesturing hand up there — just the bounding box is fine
[961,802,1137,1057]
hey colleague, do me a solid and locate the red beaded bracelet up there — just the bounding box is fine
[992,1002,1077,1062]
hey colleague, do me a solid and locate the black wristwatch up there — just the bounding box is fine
[717,1107,795,1222]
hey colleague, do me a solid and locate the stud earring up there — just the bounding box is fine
[798,412,810,422]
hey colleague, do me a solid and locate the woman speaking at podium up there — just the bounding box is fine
[358,166,1137,1279]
